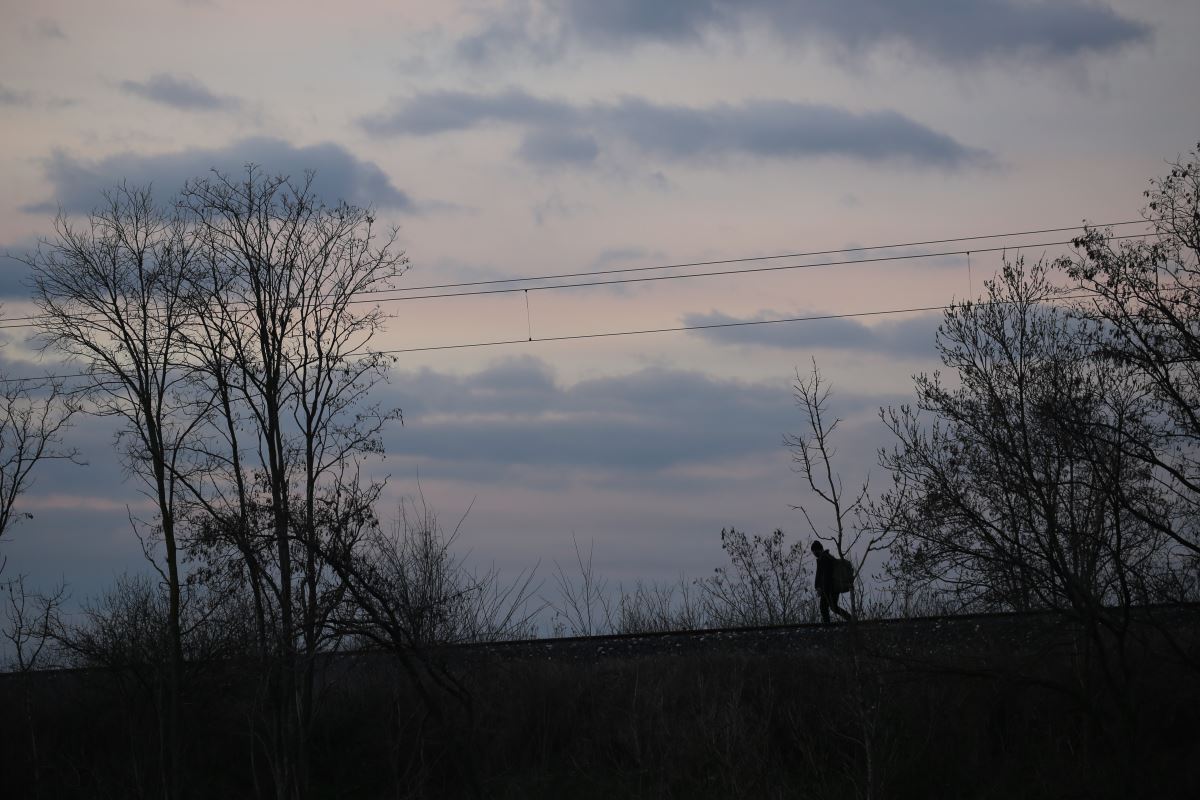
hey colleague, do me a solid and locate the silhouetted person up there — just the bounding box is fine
[811,541,853,623]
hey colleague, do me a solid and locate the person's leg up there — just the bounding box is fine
[831,594,853,621]
[819,593,831,623]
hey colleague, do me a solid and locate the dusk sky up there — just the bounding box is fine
[2,0,1198,600]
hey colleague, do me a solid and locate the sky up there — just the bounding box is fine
[1,0,1198,605]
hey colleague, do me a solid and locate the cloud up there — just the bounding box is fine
[546,0,732,49]
[459,0,1150,67]
[0,356,898,599]
[531,191,590,225]
[32,18,67,40]
[455,3,568,66]
[19,493,155,514]
[591,246,663,269]
[0,240,40,301]
[681,309,942,358]
[119,73,241,112]
[378,356,905,494]
[604,97,985,166]
[362,90,986,169]
[26,137,415,214]
[0,84,33,107]
[384,357,797,475]
[360,88,575,136]
[516,127,600,166]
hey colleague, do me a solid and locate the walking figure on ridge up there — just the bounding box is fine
[811,541,854,623]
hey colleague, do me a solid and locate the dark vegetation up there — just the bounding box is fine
[1,147,1199,798]
[3,607,1198,798]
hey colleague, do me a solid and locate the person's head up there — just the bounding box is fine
[810,541,824,556]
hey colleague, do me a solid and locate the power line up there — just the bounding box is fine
[0,230,1154,332]
[0,290,1107,383]
[0,218,1153,328]
[328,218,1157,296]
[350,233,1150,305]
[0,220,1167,383]
[375,292,1103,355]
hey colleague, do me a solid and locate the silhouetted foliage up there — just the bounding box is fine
[549,536,615,636]
[0,377,77,560]
[31,184,199,798]
[1058,143,1200,578]
[327,493,538,655]
[700,527,814,626]
[28,171,409,799]
[879,258,1168,613]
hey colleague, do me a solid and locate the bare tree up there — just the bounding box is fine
[0,375,78,567]
[331,494,539,651]
[322,492,538,796]
[784,361,896,799]
[874,258,1176,761]
[0,329,78,799]
[549,536,616,636]
[177,167,407,799]
[615,577,708,633]
[576,527,814,633]
[1057,143,1200,574]
[29,185,199,799]
[785,360,891,617]
[55,570,251,797]
[879,259,1168,615]
[25,166,417,798]
[697,527,813,626]
[2,575,67,799]
[2,575,65,672]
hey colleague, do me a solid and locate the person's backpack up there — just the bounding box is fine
[832,558,854,594]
